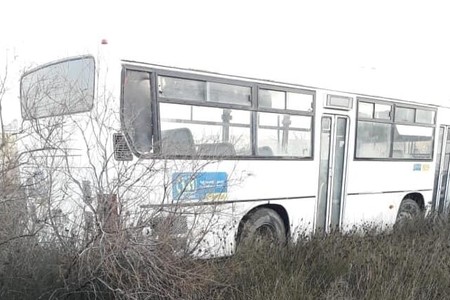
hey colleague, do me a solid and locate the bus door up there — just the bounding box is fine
[316,115,349,233]
[432,126,450,214]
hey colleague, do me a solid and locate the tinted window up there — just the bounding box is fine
[158,76,251,106]
[208,82,251,106]
[158,76,205,101]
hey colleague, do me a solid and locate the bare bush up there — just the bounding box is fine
[213,218,450,300]
[0,56,230,299]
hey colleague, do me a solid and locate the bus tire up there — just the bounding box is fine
[239,208,286,247]
[395,198,421,225]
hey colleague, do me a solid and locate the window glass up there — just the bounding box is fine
[158,76,205,101]
[228,126,252,155]
[287,92,314,112]
[393,125,433,159]
[258,89,285,109]
[356,121,391,158]
[229,109,250,124]
[374,103,391,120]
[290,115,313,128]
[356,100,435,160]
[358,102,374,118]
[258,111,282,126]
[160,103,251,156]
[257,112,312,157]
[192,106,223,123]
[21,56,95,119]
[395,107,415,123]
[191,106,250,125]
[327,95,352,109]
[208,82,251,106]
[416,109,435,124]
[160,103,191,120]
[123,70,152,153]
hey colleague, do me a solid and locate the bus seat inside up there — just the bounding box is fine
[258,146,274,156]
[197,142,236,156]
[161,128,196,156]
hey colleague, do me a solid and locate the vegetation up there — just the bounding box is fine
[213,217,450,300]
[2,217,450,299]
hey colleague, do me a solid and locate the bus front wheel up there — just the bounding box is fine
[238,208,286,247]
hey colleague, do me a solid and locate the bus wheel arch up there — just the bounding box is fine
[236,204,289,246]
[395,193,424,224]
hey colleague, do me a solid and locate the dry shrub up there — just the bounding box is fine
[211,217,450,300]
[4,214,450,299]
[0,237,63,300]
[58,231,213,300]
[0,226,216,300]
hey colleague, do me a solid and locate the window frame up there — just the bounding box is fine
[255,85,315,159]
[120,64,316,160]
[355,97,436,161]
[120,66,159,158]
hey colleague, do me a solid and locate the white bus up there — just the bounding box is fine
[18,53,450,256]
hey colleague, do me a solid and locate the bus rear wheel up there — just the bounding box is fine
[238,208,286,247]
[395,198,421,226]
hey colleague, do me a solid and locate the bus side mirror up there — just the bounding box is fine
[20,55,95,120]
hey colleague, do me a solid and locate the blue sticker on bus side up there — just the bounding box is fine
[413,164,422,171]
[172,172,228,201]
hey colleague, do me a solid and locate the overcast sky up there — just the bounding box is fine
[2,0,450,124]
